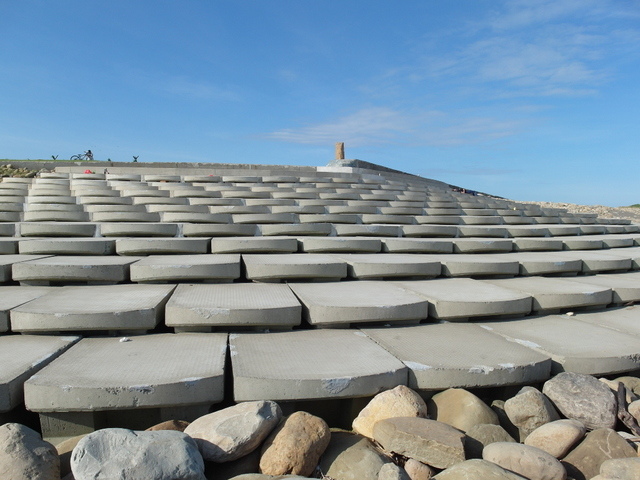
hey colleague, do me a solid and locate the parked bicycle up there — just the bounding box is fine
[70,150,94,161]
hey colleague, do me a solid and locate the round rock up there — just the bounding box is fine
[259,411,331,477]
[318,431,393,480]
[524,419,586,459]
[0,423,59,480]
[482,442,567,480]
[429,388,498,432]
[432,459,527,479]
[352,385,428,439]
[184,400,282,462]
[504,386,560,440]
[542,372,617,430]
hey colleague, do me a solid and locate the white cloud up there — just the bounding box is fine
[266,107,524,147]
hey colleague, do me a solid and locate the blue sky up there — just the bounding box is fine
[1,1,639,206]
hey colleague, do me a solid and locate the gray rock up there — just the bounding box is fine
[71,428,205,480]
[483,442,567,480]
[373,417,465,469]
[429,388,498,432]
[542,372,617,430]
[433,459,527,479]
[464,423,516,459]
[0,423,59,480]
[185,401,282,462]
[562,428,637,480]
[352,385,428,439]
[318,431,392,480]
[599,457,640,479]
[524,419,586,459]
[504,386,560,440]
[378,463,411,480]
[259,411,330,477]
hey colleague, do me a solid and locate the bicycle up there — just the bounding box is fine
[70,150,94,161]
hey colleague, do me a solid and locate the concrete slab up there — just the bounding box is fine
[210,237,298,253]
[243,254,347,281]
[115,238,209,255]
[99,222,179,237]
[90,211,161,222]
[24,333,226,414]
[483,277,612,312]
[563,272,640,304]
[334,225,401,237]
[577,234,635,248]
[299,214,359,224]
[182,223,257,237]
[20,222,97,237]
[288,281,428,326]
[0,255,52,282]
[506,251,583,275]
[431,254,521,277]
[362,324,551,390]
[12,256,141,285]
[556,250,633,273]
[0,286,53,331]
[481,316,640,375]
[512,238,564,251]
[260,223,332,236]
[165,283,301,329]
[0,335,80,412]
[230,329,408,401]
[160,212,231,223]
[18,238,116,256]
[333,254,441,279]
[395,278,532,320]
[299,237,382,253]
[571,305,640,337]
[382,238,453,254]
[11,284,175,333]
[130,254,240,283]
[452,238,513,253]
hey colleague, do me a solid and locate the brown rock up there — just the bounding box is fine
[524,419,586,459]
[318,431,393,480]
[373,417,465,469]
[55,434,87,478]
[0,423,60,480]
[429,388,498,432]
[352,385,428,439]
[504,386,560,441]
[562,428,637,480]
[629,400,640,424]
[259,411,330,477]
[404,459,434,480]
[613,375,640,396]
[599,457,640,479]
[483,442,567,480]
[146,419,190,432]
[433,459,527,479]
[465,423,516,459]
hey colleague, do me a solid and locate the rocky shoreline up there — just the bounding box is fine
[1,372,639,480]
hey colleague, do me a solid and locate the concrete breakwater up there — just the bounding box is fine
[1,373,639,480]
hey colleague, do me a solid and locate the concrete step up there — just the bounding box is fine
[165,283,301,331]
[382,238,454,254]
[99,222,179,237]
[562,271,640,304]
[18,238,116,256]
[395,278,532,321]
[0,238,19,254]
[289,281,428,327]
[299,237,382,253]
[129,254,240,283]
[210,237,298,253]
[505,251,583,276]
[243,254,347,282]
[483,276,612,313]
[12,255,141,285]
[572,305,640,337]
[0,254,52,283]
[481,314,640,375]
[24,333,227,440]
[362,323,551,390]
[19,222,97,237]
[332,254,441,279]
[260,223,332,236]
[0,286,53,332]
[10,284,175,333]
[0,335,79,412]
[115,238,209,255]
[230,329,407,401]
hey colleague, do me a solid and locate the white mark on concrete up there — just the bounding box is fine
[469,365,494,374]
[513,338,541,349]
[566,312,575,316]
[61,385,72,392]
[553,262,566,266]
[498,363,516,372]
[31,353,54,367]
[404,361,433,371]
[479,324,493,331]
[129,385,154,394]
[322,378,352,394]
[119,337,131,343]
[352,331,367,337]
[193,307,230,319]
[181,377,202,387]
[62,336,78,342]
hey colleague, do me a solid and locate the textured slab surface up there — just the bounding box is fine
[562,272,640,303]
[481,315,640,375]
[10,284,175,332]
[24,333,227,411]
[507,251,583,275]
[0,285,53,331]
[130,254,240,283]
[12,256,142,285]
[243,254,347,281]
[483,276,612,312]
[289,281,428,326]
[0,335,79,412]
[571,305,640,337]
[395,278,532,320]
[230,329,408,401]
[363,324,551,390]
[165,283,301,328]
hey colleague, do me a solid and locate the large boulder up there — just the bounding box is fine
[0,423,59,480]
[318,431,393,480]
[504,386,560,440]
[524,419,586,458]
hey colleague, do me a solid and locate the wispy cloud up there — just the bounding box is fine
[266,107,524,147]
